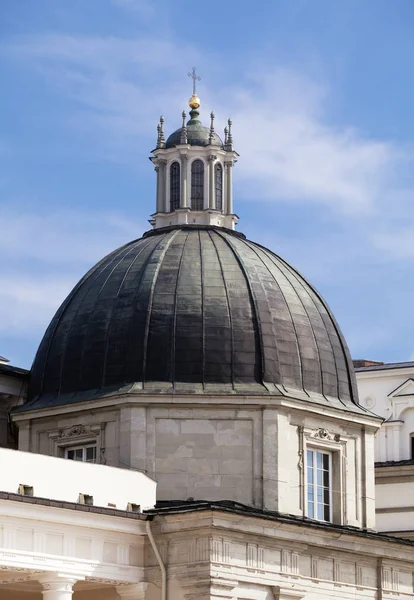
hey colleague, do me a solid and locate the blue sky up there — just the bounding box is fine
[1,0,414,368]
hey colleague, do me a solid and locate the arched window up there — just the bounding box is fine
[215,163,223,211]
[191,160,204,210]
[170,162,180,212]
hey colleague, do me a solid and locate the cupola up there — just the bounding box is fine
[149,68,239,230]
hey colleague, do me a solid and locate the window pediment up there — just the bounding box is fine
[388,378,414,398]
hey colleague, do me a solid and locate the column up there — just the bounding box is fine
[181,155,188,208]
[40,576,78,600]
[225,161,233,214]
[208,154,217,209]
[155,166,161,213]
[116,582,148,599]
[159,160,167,212]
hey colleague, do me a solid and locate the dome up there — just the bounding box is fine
[26,225,359,412]
[165,108,223,149]
[165,123,222,149]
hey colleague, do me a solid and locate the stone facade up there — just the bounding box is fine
[356,362,414,538]
[143,507,414,600]
[12,392,380,530]
[3,498,414,599]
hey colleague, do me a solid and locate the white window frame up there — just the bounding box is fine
[65,444,97,463]
[306,447,333,522]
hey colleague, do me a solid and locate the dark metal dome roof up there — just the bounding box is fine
[25,226,360,412]
[165,124,222,149]
[165,109,223,149]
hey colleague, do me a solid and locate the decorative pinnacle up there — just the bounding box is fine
[226,118,233,150]
[159,116,165,147]
[156,123,161,148]
[180,110,188,144]
[209,111,215,144]
[224,125,228,146]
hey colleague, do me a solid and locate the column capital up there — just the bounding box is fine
[208,154,217,162]
[116,582,148,599]
[39,574,81,599]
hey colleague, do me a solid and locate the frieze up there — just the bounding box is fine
[0,575,33,585]
[58,425,92,439]
[310,428,340,442]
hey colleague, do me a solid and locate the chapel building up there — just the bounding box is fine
[1,81,414,600]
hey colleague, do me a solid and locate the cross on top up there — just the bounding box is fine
[188,67,201,94]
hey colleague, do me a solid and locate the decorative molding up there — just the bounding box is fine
[59,425,87,438]
[310,428,340,442]
[57,425,99,439]
[0,574,33,585]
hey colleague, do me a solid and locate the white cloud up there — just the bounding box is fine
[0,276,72,334]
[4,33,412,216]
[0,208,145,264]
[0,207,147,336]
[371,223,414,261]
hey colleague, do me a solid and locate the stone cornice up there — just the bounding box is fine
[0,495,147,534]
[12,393,380,430]
[149,507,414,563]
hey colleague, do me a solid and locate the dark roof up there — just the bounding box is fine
[165,109,223,149]
[146,499,414,547]
[0,363,29,378]
[355,361,414,373]
[375,459,414,468]
[23,225,361,413]
[352,359,384,368]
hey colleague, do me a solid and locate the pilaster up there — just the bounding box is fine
[119,406,147,472]
[181,154,188,208]
[361,426,376,529]
[17,419,31,451]
[224,161,233,214]
[159,159,167,213]
[155,166,161,213]
[208,154,217,209]
[262,408,279,511]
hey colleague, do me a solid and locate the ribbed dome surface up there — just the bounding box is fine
[165,124,222,148]
[27,226,359,410]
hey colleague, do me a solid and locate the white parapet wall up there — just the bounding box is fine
[0,447,156,510]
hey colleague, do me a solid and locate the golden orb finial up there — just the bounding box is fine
[189,93,201,109]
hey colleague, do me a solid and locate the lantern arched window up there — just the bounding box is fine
[170,162,180,212]
[191,160,204,210]
[215,163,223,212]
